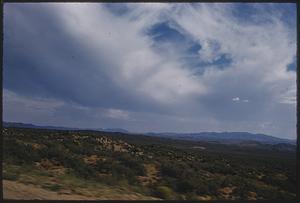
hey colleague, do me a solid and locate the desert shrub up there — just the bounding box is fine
[42,183,62,191]
[78,143,96,155]
[233,180,257,199]
[13,144,40,164]
[61,156,97,179]
[118,154,146,176]
[62,142,81,154]
[3,171,20,181]
[98,175,119,186]
[95,158,114,172]
[96,156,142,184]
[195,183,210,195]
[154,186,175,199]
[40,143,68,161]
[276,191,296,200]
[201,162,234,175]
[176,179,197,193]
[112,163,136,180]
[261,175,296,193]
[205,179,223,195]
[160,162,184,178]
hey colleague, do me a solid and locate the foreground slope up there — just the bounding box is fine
[3,127,296,200]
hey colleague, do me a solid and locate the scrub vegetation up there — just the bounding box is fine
[3,127,296,200]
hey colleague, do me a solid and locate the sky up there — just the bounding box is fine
[3,3,297,139]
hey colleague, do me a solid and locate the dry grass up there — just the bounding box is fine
[3,163,159,200]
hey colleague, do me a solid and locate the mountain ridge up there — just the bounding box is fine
[3,121,296,145]
[146,131,296,145]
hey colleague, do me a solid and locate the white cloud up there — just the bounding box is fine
[279,84,297,104]
[106,108,130,120]
[232,97,240,102]
[52,3,206,105]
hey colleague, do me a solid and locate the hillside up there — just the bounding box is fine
[3,127,296,200]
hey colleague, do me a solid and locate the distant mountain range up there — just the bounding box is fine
[2,122,128,133]
[146,132,296,145]
[3,121,296,146]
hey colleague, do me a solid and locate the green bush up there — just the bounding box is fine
[154,186,175,199]
[160,162,183,178]
[42,183,62,191]
[117,153,146,176]
[195,183,209,195]
[176,179,197,193]
[3,171,20,181]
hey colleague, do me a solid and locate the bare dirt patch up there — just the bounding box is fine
[138,164,159,186]
[3,180,158,200]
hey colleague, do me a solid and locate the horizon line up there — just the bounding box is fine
[3,120,296,141]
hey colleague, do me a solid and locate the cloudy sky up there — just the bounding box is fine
[3,3,297,139]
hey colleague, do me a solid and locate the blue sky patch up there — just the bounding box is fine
[287,58,296,72]
[231,3,296,28]
[187,43,202,55]
[104,3,130,16]
[213,54,233,69]
[147,21,186,42]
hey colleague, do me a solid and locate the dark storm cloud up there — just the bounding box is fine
[3,3,171,114]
